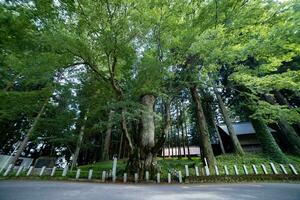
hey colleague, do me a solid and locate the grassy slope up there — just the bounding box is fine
[78,153,300,178]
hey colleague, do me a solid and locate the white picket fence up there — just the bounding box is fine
[2,159,299,184]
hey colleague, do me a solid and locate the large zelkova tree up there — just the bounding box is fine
[12,0,175,175]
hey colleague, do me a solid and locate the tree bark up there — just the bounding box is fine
[190,85,216,166]
[214,116,225,154]
[274,91,300,135]
[215,89,244,155]
[139,94,156,174]
[176,104,182,159]
[274,91,292,108]
[250,118,288,163]
[71,111,88,170]
[9,100,47,166]
[102,110,114,161]
[118,131,124,159]
[264,94,300,155]
[183,116,191,159]
[126,94,156,176]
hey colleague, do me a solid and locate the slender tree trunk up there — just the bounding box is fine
[118,132,124,159]
[250,117,288,163]
[121,108,134,153]
[181,123,186,157]
[215,89,244,155]
[122,139,127,158]
[214,116,225,154]
[183,117,191,159]
[176,104,182,159]
[9,100,47,166]
[190,85,216,166]
[171,125,174,156]
[102,110,114,160]
[71,111,88,170]
[168,130,171,157]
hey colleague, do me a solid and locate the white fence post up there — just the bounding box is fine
[62,165,68,177]
[51,167,56,177]
[270,163,278,174]
[145,171,149,182]
[26,166,34,176]
[168,173,171,183]
[261,164,268,174]
[252,165,258,175]
[157,173,160,183]
[185,165,189,177]
[16,166,24,177]
[39,166,46,176]
[279,164,288,175]
[195,166,199,176]
[178,171,182,183]
[88,169,93,180]
[224,165,229,175]
[3,164,13,176]
[134,173,138,183]
[123,173,127,183]
[76,169,81,179]
[102,171,106,182]
[234,165,239,175]
[289,164,298,175]
[243,165,248,175]
[112,157,117,182]
[214,165,219,176]
[205,166,210,176]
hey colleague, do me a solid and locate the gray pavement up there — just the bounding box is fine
[0,180,299,200]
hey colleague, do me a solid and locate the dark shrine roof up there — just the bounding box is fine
[218,122,275,136]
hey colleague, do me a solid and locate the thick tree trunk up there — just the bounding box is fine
[274,91,292,108]
[250,118,288,163]
[274,91,300,136]
[277,120,300,155]
[139,94,156,174]
[264,94,300,155]
[190,85,216,166]
[71,111,88,170]
[126,94,156,177]
[102,110,114,161]
[9,101,47,166]
[215,90,244,155]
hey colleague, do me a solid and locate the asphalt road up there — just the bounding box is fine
[0,180,299,200]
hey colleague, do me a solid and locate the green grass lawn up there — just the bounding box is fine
[76,153,300,178]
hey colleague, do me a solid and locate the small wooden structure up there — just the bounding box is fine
[217,122,275,153]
